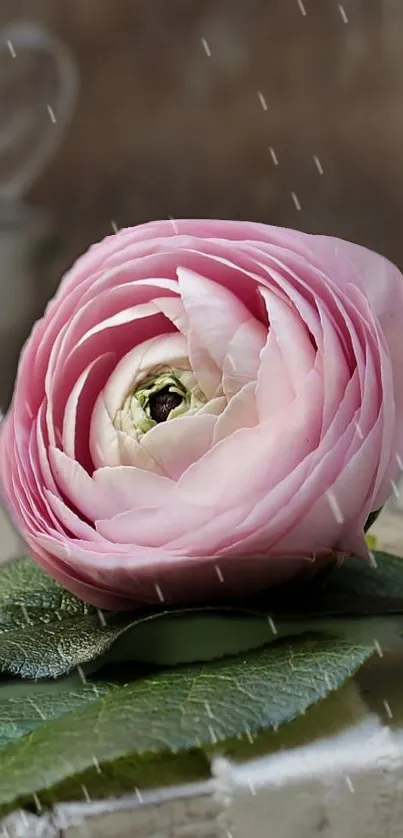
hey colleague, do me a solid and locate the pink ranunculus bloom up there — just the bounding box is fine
[1,219,403,610]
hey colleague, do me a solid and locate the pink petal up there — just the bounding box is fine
[140,413,217,480]
[90,396,161,472]
[222,318,266,400]
[31,535,311,611]
[217,373,362,557]
[62,353,115,472]
[259,287,316,390]
[92,464,174,511]
[95,499,213,546]
[249,257,350,435]
[49,308,176,449]
[44,490,104,542]
[177,368,322,508]
[214,382,258,443]
[274,416,383,555]
[220,422,357,558]
[196,396,227,416]
[177,267,250,366]
[36,402,59,496]
[49,447,121,520]
[27,543,140,610]
[256,329,295,422]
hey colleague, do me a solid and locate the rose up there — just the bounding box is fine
[1,219,403,611]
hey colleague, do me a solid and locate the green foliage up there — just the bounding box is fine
[0,636,372,813]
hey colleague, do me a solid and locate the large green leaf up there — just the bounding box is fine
[0,674,117,748]
[0,558,127,677]
[0,558,280,677]
[0,636,373,813]
[258,550,403,617]
[0,556,88,616]
[324,551,403,600]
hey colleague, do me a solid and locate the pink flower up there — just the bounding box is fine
[1,220,403,610]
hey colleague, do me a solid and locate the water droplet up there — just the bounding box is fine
[201,37,211,57]
[257,91,268,111]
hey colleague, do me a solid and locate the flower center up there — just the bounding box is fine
[113,366,208,439]
[148,386,183,423]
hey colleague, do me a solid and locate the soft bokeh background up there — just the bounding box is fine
[2,0,403,401]
[1,0,403,556]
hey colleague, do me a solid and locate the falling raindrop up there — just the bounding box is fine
[268,146,279,165]
[325,490,344,524]
[201,37,211,57]
[257,91,268,111]
[291,191,302,211]
[7,40,16,58]
[345,775,355,793]
[81,784,91,803]
[267,616,277,635]
[47,104,56,123]
[154,582,165,602]
[374,639,383,658]
[313,154,324,174]
[215,565,224,582]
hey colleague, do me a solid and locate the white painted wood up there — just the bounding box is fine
[3,706,403,837]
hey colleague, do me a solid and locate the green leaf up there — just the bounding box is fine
[0,675,116,748]
[0,558,283,678]
[96,612,278,668]
[325,550,403,599]
[252,549,403,618]
[0,558,126,678]
[0,636,373,813]
[0,556,88,617]
[0,552,402,678]
[218,679,369,763]
[365,533,377,550]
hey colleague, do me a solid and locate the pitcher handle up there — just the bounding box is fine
[0,21,78,199]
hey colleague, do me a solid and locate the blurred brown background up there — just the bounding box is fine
[1,0,403,405]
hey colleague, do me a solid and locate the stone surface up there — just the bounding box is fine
[372,506,403,557]
[0,507,23,565]
[5,720,403,837]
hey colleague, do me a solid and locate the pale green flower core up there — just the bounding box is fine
[114,366,207,439]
